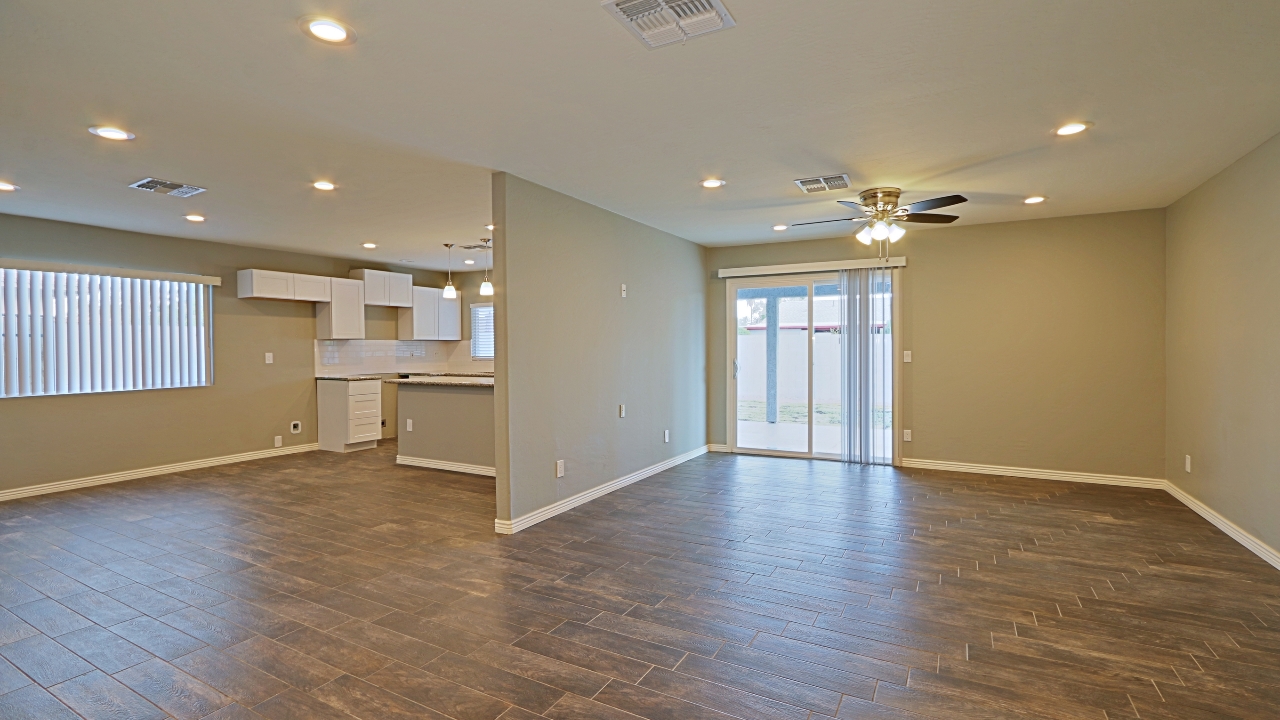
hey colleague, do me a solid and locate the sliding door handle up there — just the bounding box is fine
[733,359,738,379]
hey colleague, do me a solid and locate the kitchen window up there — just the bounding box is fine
[0,264,217,398]
[471,303,494,360]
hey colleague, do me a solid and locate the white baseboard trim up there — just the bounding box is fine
[0,443,320,504]
[899,457,1167,489]
[495,445,710,534]
[900,456,1280,572]
[708,444,730,453]
[396,456,496,477]
[1164,482,1280,572]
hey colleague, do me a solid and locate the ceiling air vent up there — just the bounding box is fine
[603,0,736,49]
[794,174,851,194]
[128,178,206,198]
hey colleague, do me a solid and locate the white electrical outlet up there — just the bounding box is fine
[1185,455,1191,473]
[273,436,282,448]
[406,419,414,432]
[903,350,912,363]
[664,429,670,443]
[621,284,627,298]
[619,404,626,418]
[265,352,274,364]
[903,429,912,442]
[290,421,301,434]
[556,459,565,478]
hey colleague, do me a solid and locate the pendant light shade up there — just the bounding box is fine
[479,281,494,296]
[855,226,873,245]
[888,223,906,242]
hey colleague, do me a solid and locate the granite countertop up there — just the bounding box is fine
[385,377,495,388]
[404,372,495,378]
[315,375,387,381]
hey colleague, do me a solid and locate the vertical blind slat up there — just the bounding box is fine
[0,268,212,398]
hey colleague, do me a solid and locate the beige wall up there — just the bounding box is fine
[706,210,1167,478]
[493,174,707,521]
[0,212,446,492]
[1166,132,1280,550]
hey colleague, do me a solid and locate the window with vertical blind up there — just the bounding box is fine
[471,303,494,360]
[0,266,215,398]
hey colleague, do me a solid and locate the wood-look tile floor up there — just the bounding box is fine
[2,443,1279,719]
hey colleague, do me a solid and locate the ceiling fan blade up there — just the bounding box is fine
[790,217,861,227]
[901,213,959,224]
[903,194,967,213]
[836,200,866,211]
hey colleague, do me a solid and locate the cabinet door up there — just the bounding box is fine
[318,278,366,339]
[387,272,413,307]
[351,269,390,305]
[237,269,294,299]
[292,274,332,302]
[416,287,440,339]
[438,292,462,341]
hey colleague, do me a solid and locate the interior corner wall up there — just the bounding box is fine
[706,209,1167,479]
[492,173,707,522]
[0,212,446,493]
[1166,131,1280,551]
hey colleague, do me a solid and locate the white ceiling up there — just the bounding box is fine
[2,1,1280,268]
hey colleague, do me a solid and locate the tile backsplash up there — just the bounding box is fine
[315,340,449,376]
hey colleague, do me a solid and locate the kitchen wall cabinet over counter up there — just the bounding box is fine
[398,286,461,341]
[318,379,381,452]
[317,278,366,340]
[237,269,332,301]
[351,269,412,307]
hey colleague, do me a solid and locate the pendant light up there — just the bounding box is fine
[442,244,457,299]
[479,239,494,296]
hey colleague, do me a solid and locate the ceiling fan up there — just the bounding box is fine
[792,187,967,245]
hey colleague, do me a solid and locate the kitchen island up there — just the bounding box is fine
[385,374,495,476]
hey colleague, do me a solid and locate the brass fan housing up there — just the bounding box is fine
[858,187,902,212]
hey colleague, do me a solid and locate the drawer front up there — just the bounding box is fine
[348,417,382,443]
[349,395,381,420]
[347,380,381,396]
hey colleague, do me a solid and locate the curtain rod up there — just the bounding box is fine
[717,256,905,279]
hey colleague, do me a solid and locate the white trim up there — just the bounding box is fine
[494,445,709,534]
[898,457,1166,488]
[397,456,496,477]
[718,257,905,279]
[0,258,222,286]
[708,444,730,453]
[899,457,1280,573]
[0,443,318,503]
[1165,482,1280,572]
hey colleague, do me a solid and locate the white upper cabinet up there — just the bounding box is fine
[237,269,294,299]
[398,286,440,340]
[293,274,332,302]
[350,269,413,307]
[317,278,366,339]
[438,291,462,340]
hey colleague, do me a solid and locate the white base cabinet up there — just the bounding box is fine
[318,379,382,452]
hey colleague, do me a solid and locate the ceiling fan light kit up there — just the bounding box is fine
[792,186,968,250]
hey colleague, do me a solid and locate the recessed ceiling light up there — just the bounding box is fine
[701,179,726,188]
[464,259,476,265]
[184,214,206,222]
[1055,122,1090,136]
[362,243,377,249]
[773,224,788,231]
[1024,196,1046,204]
[313,181,336,191]
[302,16,354,44]
[0,182,18,192]
[89,126,135,141]
[485,224,495,231]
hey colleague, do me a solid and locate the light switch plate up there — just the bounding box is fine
[903,351,912,363]
[621,284,627,298]
[619,404,626,418]
[406,419,414,432]
[556,459,565,478]
[1185,454,1191,473]
[274,436,282,448]
[903,429,912,442]
[664,429,670,443]
[265,352,274,364]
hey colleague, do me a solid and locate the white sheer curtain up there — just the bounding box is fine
[839,267,894,464]
[0,268,213,398]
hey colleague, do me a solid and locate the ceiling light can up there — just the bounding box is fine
[1055,122,1090,136]
[773,225,788,231]
[362,243,377,249]
[313,181,336,191]
[485,224,495,231]
[300,16,355,44]
[1024,196,1046,204]
[184,214,205,222]
[701,179,726,188]
[89,126,135,141]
